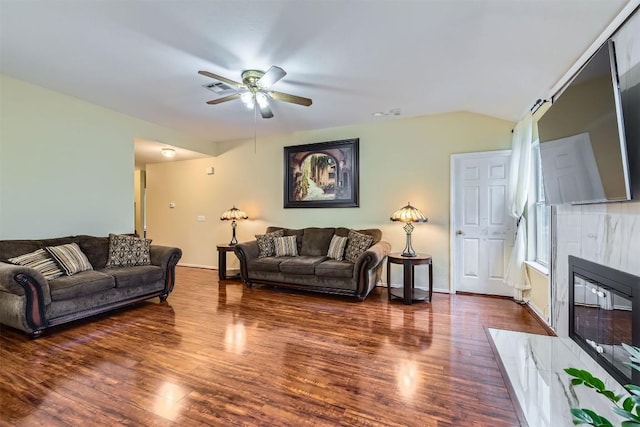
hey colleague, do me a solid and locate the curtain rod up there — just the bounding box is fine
[511,99,549,133]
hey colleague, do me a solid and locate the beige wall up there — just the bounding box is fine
[0,74,213,239]
[146,111,513,291]
[526,264,549,321]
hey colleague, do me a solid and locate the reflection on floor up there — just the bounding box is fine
[488,329,628,427]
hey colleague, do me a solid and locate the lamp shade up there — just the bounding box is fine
[220,206,248,221]
[390,203,427,223]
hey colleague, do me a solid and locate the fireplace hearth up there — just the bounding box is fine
[569,256,640,386]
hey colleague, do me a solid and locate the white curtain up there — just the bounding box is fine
[505,113,533,302]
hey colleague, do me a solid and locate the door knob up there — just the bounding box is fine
[456,230,463,235]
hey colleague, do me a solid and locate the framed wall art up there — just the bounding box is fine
[283,138,359,208]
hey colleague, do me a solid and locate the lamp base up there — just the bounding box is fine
[401,226,417,257]
[229,220,238,246]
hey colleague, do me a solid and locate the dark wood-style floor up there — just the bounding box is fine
[0,266,548,426]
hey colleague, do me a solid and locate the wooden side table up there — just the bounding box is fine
[386,253,433,304]
[216,244,240,280]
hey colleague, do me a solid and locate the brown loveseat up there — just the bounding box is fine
[234,227,391,301]
[0,235,181,338]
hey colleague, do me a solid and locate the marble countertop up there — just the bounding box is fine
[488,329,629,427]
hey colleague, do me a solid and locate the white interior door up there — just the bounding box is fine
[451,150,515,296]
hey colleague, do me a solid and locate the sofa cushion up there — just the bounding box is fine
[344,230,374,263]
[105,234,152,268]
[266,227,304,254]
[274,235,298,257]
[315,260,354,278]
[248,257,284,273]
[335,228,382,244]
[0,236,78,262]
[8,249,65,280]
[279,256,328,275]
[326,235,348,261]
[100,265,164,288]
[300,228,335,256]
[45,243,93,276]
[78,235,110,269]
[256,229,284,258]
[49,271,115,301]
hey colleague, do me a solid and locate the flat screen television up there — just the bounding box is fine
[537,39,632,205]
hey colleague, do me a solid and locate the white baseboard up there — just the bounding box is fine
[178,263,215,270]
[527,300,550,326]
[377,282,451,294]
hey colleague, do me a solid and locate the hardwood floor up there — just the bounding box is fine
[0,266,548,426]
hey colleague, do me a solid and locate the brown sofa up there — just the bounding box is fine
[0,235,181,338]
[234,227,391,301]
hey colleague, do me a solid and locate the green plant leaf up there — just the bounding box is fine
[624,397,636,412]
[622,344,640,358]
[613,407,640,422]
[621,421,640,427]
[572,378,585,386]
[572,408,615,426]
[600,390,621,403]
[566,367,589,378]
[571,408,594,424]
[590,377,606,391]
[626,385,640,396]
[625,361,640,374]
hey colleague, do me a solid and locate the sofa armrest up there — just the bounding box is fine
[353,240,392,298]
[234,241,259,284]
[355,240,392,271]
[149,246,182,298]
[0,261,51,334]
[0,262,51,299]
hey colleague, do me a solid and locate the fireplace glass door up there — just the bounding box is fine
[573,274,633,383]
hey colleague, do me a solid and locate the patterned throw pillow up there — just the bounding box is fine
[273,235,298,257]
[8,249,65,280]
[105,234,152,268]
[344,230,374,263]
[256,229,284,258]
[326,235,348,261]
[45,243,93,276]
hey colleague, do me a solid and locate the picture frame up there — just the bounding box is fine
[284,138,359,208]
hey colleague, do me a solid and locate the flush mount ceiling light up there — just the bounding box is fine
[161,148,176,158]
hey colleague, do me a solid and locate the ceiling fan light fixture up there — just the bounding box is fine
[255,92,269,108]
[240,92,254,109]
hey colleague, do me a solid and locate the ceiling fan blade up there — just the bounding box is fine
[257,66,286,89]
[269,91,312,107]
[258,101,274,119]
[206,94,241,105]
[198,70,243,88]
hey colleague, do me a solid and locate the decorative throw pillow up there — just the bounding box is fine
[105,233,152,268]
[8,249,65,280]
[45,243,93,276]
[326,235,348,261]
[273,235,298,257]
[256,229,284,258]
[344,230,374,263]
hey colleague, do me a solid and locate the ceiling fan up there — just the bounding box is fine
[198,66,312,119]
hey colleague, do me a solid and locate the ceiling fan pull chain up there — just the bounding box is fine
[254,103,257,154]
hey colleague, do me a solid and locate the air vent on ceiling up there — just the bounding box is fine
[202,82,236,95]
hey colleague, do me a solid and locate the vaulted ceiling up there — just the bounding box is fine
[0,0,632,144]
